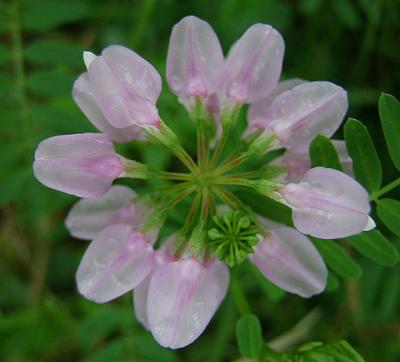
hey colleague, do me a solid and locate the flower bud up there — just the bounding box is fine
[279,167,375,239]
[33,133,124,198]
[76,224,155,303]
[222,24,284,104]
[147,257,229,349]
[248,221,327,297]
[167,16,224,110]
[73,45,161,136]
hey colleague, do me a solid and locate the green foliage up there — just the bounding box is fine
[1,0,400,361]
[236,314,263,358]
[312,238,362,278]
[309,134,343,170]
[379,93,400,171]
[268,340,366,362]
[377,198,400,238]
[347,230,399,266]
[344,118,382,193]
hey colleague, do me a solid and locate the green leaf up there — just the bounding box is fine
[309,134,343,171]
[347,229,399,266]
[236,314,263,358]
[0,44,9,65]
[249,263,285,301]
[325,272,340,292]
[331,0,362,29]
[379,93,400,171]
[27,69,75,97]
[344,118,382,192]
[377,198,400,238]
[22,0,88,31]
[312,238,362,278]
[25,40,84,67]
[292,340,366,362]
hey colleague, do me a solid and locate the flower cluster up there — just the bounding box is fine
[33,16,375,349]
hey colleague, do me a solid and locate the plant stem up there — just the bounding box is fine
[267,308,321,352]
[9,0,31,150]
[230,276,251,315]
[165,186,196,209]
[215,153,249,175]
[371,177,400,201]
[214,176,252,187]
[157,171,193,181]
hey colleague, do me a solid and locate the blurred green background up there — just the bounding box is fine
[1,0,399,361]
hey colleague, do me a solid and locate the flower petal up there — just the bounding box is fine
[280,167,371,238]
[33,133,122,198]
[249,224,327,297]
[72,73,145,142]
[65,185,138,240]
[88,52,159,129]
[76,224,154,303]
[267,81,348,152]
[248,78,306,128]
[167,16,224,99]
[147,258,229,349]
[223,24,284,104]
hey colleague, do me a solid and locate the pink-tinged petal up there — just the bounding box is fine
[33,133,123,198]
[65,185,138,240]
[147,257,229,349]
[273,151,311,183]
[280,167,371,239]
[248,78,306,129]
[223,24,284,104]
[249,224,327,297]
[265,81,348,152]
[72,74,145,142]
[88,53,159,129]
[134,274,152,329]
[167,16,224,100]
[76,224,154,303]
[133,238,178,330]
[102,45,162,103]
[332,140,353,176]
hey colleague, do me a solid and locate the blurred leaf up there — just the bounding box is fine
[378,267,400,321]
[325,272,340,292]
[30,103,94,134]
[27,69,75,97]
[236,314,263,358]
[133,333,179,362]
[83,337,127,362]
[77,305,130,352]
[0,44,9,65]
[289,340,366,361]
[344,118,382,193]
[0,168,31,207]
[312,238,362,278]
[22,0,88,31]
[347,229,399,266]
[331,0,362,29]
[249,263,285,301]
[310,134,343,171]
[25,39,84,67]
[379,93,400,171]
[299,0,324,16]
[377,198,400,238]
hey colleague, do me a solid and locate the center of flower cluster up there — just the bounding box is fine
[208,211,260,266]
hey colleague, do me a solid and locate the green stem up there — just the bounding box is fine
[372,177,400,201]
[165,185,196,209]
[214,176,253,187]
[9,0,31,150]
[200,188,210,223]
[215,153,249,176]
[209,129,230,169]
[157,171,193,181]
[230,276,251,315]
